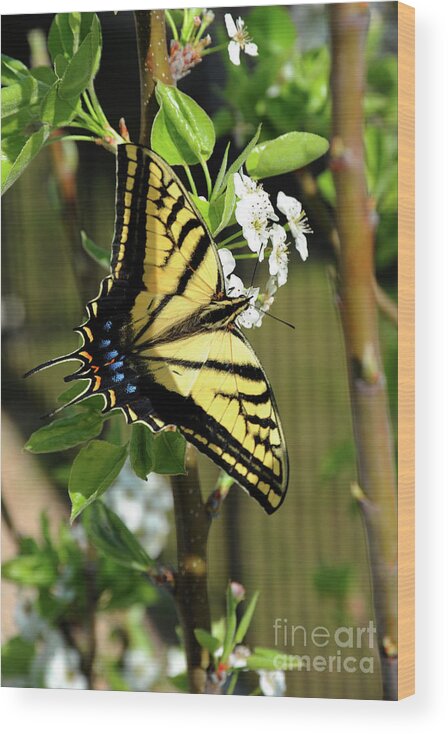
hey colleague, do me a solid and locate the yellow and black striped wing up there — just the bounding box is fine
[135,327,288,514]
[112,143,224,345]
[28,144,288,513]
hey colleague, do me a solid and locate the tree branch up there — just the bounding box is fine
[134,10,173,146]
[329,3,398,700]
[171,446,212,694]
[133,11,213,693]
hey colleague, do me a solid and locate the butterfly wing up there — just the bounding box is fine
[132,326,288,514]
[110,143,224,345]
[28,143,289,512]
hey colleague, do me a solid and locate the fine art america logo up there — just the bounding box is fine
[272,619,377,674]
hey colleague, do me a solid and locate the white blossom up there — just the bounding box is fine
[254,276,278,327]
[225,14,258,66]
[218,248,236,280]
[122,648,160,692]
[166,647,187,677]
[218,249,274,330]
[228,645,251,669]
[233,171,258,199]
[105,462,173,559]
[268,224,289,287]
[277,191,313,261]
[234,172,278,260]
[258,669,286,696]
[42,633,88,690]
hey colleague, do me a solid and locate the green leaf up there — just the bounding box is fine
[248,5,297,55]
[246,132,329,179]
[234,590,260,645]
[81,230,110,270]
[2,553,57,587]
[211,142,230,201]
[54,54,69,79]
[190,194,210,222]
[317,169,336,207]
[57,381,105,412]
[129,424,154,480]
[221,584,239,664]
[1,77,41,118]
[210,174,235,237]
[245,653,281,672]
[69,440,128,521]
[252,646,285,662]
[84,501,153,571]
[152,82,215,164]
[1,107,39,137]
[152,430,187,475]
[1,125,49,196]
[194,628,222,655]
[25,411,104,454]
[69,12,82,53]
[48,13,76,63]
[59,17,101,100]
[151,107,187,165]
[30,67,57,87]
[1,54,30,85]
[215,125,261,197]
[169,673,189,692]
[1,637,35,678]
[40,82,80,127]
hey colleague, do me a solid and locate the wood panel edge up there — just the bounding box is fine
[397,0,415,701]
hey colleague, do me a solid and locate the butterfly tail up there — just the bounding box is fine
[23,351,82,379]
[43,386,97,420]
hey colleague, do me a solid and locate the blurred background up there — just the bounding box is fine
[2,4,397,698]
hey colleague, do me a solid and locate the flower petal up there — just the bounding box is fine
[228,40,241,65]
[227,273,245,296]
[224,13,238,38]
[295,231,309,261]
[258,670,286,697]
[236,17,245,32]
[269,223,287,247]
[218,248,236,278]
[277,191,302,219]
[244,42,258,57]
[233,171,257,199]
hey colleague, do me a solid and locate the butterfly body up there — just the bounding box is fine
[28,144,289,513]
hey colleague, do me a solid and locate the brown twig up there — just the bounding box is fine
[134,10,173,146]
[171,447,212,694]
[133,11,213,694]
[329,3,398,700]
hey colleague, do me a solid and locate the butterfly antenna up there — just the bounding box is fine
[250,257,260,288]
[23,351,82,379]
[254,306,295,330]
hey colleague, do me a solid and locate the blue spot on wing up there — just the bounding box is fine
[105,350,119,360]
[104,321,113,331]
[112,373,125,383]
[110,360,124,371]
[126,384,137,394]
[100,339,111,348]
